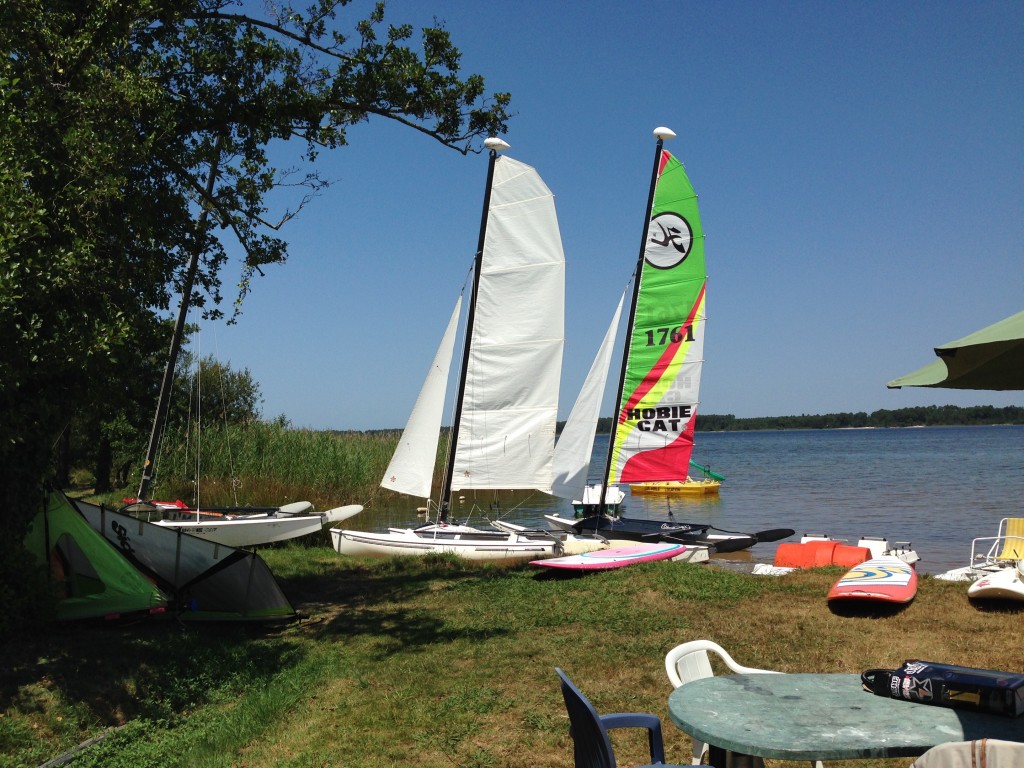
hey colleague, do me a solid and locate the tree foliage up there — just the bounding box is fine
[0,0,510,636]
[167,352,263,430]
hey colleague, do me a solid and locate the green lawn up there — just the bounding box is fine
[2,548,1020,768]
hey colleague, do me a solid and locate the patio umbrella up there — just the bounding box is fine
[887,310,1024,391]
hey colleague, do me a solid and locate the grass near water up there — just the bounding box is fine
[3,547,1021,768]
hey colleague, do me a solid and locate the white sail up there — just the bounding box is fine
[551,291,626,501]
[380,297,463,499]
[451,155,565,492]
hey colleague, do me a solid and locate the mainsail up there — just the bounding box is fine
[377,148,565,517]
[449,155,565,493]
[606,149,707,484]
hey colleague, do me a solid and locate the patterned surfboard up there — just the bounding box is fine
[827,555,918,603]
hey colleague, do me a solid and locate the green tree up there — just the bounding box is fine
[0,0,509,636]
[167,353,263,431]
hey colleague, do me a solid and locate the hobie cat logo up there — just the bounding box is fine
[645,212,692,269]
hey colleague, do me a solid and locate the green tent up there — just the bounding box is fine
[887,310,1024,391]
[24,491,168,622]
[73,498,298,624]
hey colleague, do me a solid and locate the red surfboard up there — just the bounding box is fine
[827,555,918,604]
[530,542,686,571]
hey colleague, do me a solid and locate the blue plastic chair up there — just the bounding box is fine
[555,668,688,768]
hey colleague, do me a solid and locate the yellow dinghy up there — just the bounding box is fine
[630,477,721,496]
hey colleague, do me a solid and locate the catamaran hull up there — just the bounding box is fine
[330,528,562,562]
[154,516,323,547]
[146,505,363,548]
[544,513,759,553]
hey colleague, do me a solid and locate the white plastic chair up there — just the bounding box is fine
[665,640,823,768]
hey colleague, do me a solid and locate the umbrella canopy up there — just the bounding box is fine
[887,310,1024,391]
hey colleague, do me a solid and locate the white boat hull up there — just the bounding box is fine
[966,562,1024,601]
[933,565,994,582]
[330,526,603,562]
[144,502,363,548]
[321,504,363,526]
[155,516,325,547]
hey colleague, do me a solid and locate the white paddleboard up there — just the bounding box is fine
[967,561,1024,601]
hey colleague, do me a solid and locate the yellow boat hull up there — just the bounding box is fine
[629,478,721,496]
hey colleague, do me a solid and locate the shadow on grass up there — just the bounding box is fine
[0,552,505,729]
[966,597,1024,614]
[0,616,301,724]
[281,553,516,651]
[827,600,914,618]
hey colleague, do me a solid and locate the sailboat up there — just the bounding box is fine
[544,127,792,554]
[121,497,361,548]
[129,151,361,548]
[331,138,606,562]
[121,350,362,548]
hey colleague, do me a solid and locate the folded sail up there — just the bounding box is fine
[551,291,626,501]
[608,151,706,484]
[381,297,462,499]
[452,156,565,492]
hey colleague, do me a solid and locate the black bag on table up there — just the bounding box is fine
[862,660,1024,717]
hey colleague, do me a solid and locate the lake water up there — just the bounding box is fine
[350,425,1023,575]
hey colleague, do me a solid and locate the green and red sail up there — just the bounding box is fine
[607,150,707,484]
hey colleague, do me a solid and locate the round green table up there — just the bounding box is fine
[668,673,1024,763]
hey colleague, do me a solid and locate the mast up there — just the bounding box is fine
[597,127,676,517]
[138,140,224,500]
[437,137,509,522]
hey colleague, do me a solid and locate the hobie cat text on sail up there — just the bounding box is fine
[625,405,692,432]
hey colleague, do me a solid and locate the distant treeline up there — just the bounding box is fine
[589,405,1024,433]
[347,405,1024,436]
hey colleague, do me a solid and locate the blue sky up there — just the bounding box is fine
[201,1,1022,431]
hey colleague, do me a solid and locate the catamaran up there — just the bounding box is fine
[129,214,361,547]
[120,497,361,549]
[544,127,791,554]
[331,138,606,562]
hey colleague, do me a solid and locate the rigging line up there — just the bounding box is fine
[138,134,226,500]
[209,321,239,506]
[484,490,542,521]
[193,327,202,514]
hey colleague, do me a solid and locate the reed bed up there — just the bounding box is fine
[149,423,418,509]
